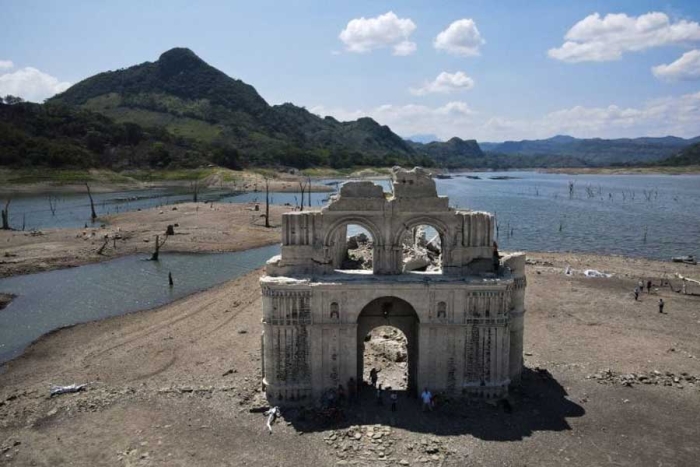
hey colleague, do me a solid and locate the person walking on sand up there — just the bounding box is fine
[634,286,640,301]
[659,298,665,314]
[647,280,652,294]
[421,388,433,412]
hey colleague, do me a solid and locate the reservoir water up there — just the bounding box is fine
[4,172,699,261]
[0,245,280,364]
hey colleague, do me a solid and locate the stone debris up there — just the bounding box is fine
[323,426,454,465]
[586,368,698,389]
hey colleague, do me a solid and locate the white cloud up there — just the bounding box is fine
[0,67,71,102]
[433,19,485,56]
[339,11,417,55]
[410,71,475,96]
[652,49,700,81]
[549,12,700,63]
[0,60,14,70]
[311,92,700,142]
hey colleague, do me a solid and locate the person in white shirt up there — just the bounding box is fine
[421,388,432,412]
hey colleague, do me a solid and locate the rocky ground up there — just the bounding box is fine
[1,248,699,466]
[362,327,408,390]
[0,202,291,278]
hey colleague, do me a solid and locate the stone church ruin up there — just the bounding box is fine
[260,167,526,405]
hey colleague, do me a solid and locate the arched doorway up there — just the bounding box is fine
[324,218,381,273]
[357,297,420,395]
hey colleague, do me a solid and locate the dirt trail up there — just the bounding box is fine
[1,252,699,466]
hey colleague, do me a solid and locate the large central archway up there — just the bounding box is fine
[357,297,420,395]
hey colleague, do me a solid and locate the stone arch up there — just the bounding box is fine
[323,216,383,272]
[356,296,420,394]
[392,216,451,272]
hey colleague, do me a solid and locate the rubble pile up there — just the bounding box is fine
[325,425,396,463]
[586,369,698,389]
[401,227,441,273]
[405,437,456,464]
[343,233,373,270]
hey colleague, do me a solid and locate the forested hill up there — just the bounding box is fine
[479,134,700,166]
[656,141,700,166]
[0,100,216,169]
[43,47,480,169]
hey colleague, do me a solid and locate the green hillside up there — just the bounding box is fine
[657,141,700,166]
[0,100,216,169]
[47,48,442,169]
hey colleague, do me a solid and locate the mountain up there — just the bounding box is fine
[405,134,440,144]
[479,134,700,165]
[409,137,484,168]
[656,141,700,166]
[47,48,464,169]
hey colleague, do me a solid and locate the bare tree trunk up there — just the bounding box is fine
[307,176,312,208]
[85,183,97,222]
[265,178,271,228]
[191,180,200,203]
[1,199,10,230]
[48,196,58,216]
[298,180,306,212]
[150,234,168,261]
[97,236,110,255]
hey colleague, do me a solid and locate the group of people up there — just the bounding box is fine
[633,279,665,313]
[369,367,438,413]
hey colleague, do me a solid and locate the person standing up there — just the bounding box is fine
[659,298,665,314]
[646,280,652,294]
[370,368,380,388]
[421,388,433,412]
[634,286,640,301]
[390,391,398,412]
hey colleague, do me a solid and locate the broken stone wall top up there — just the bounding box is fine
[391,166,438,199]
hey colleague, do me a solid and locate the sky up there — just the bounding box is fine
[2,0,700,142]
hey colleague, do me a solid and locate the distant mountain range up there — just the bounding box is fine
[479,134,700,166]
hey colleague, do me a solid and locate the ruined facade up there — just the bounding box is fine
[260,167,526,405]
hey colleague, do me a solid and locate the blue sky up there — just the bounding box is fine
[2,0,700,142]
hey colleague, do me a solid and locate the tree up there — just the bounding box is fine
[150,234,168,261]
[212,146,242,170]
[85,183,97,222]
[264,177,271,228]
[1,199,10,230]
[3,95,24,105]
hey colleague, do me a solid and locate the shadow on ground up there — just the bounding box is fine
[283,367,584,441]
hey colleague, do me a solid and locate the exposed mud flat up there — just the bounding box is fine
[0,202,293,278]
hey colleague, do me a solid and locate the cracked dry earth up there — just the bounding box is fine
[1,253,700,466]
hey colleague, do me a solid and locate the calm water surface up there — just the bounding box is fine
[0,245,280,364]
